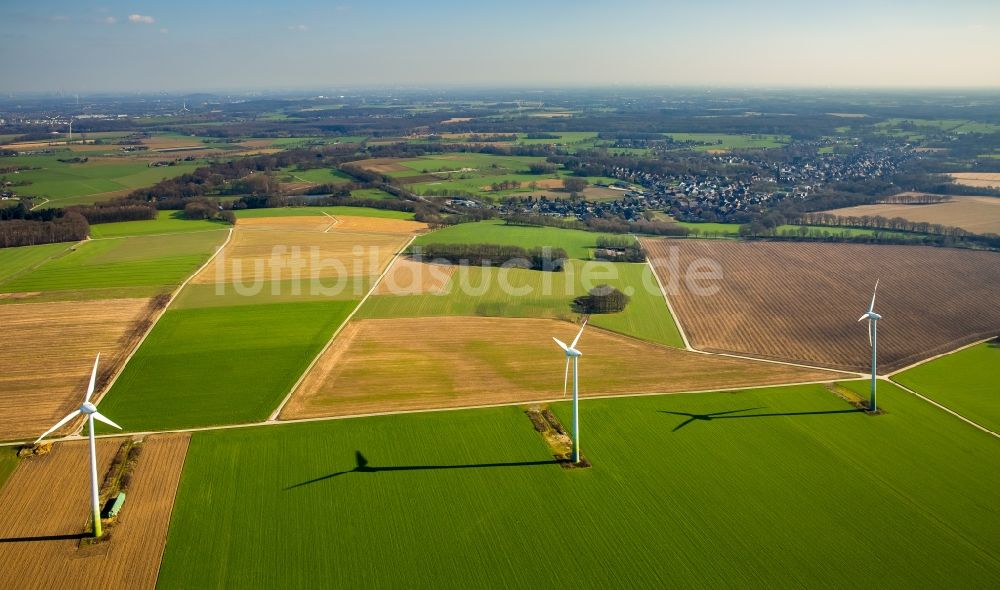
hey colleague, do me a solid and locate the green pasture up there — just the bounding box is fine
[159,382,1000,588]
[360,259,683,347]
[96,300,356,432]
[234,206,414,220]
[0,242,71,286]
[172,277,372,310]
[0,230,226,298]
[88,210,228,239]
[411,220,605,260]
[7,151,203,206]
[663,133,790,150]
[282,167,354,184]
[892,340,1000,433]
[0,446,18,489]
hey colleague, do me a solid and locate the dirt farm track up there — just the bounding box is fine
[642,239,1000,372]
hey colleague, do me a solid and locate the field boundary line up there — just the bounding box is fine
[267,233,418,421]
[321,210,340,233]
[887,378,1000,440]
[3,376,850,447]
[644,257,693,350]
[886,337,995,377]
[28,197,50,211]
[84,227,235,428]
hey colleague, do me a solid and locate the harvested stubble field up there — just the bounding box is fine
[949,172,1000,189]
[821,196,1000,235]
[642,239,1000,371]
[192,216,423,285]
[280,317,840,419]
[374,258,456,295]
[0,298,153,442]
[0,434,190,589]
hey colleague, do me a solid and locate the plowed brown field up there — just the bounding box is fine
[280,317,842,419]
[0,434,190,589]
[0,298,153,442]
[642,239,1000,371]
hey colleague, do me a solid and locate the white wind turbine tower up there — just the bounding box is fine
[857,280,882,413]
[553,319,588,464]
[34,354,122,538]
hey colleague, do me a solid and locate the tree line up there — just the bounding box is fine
[415,243,567,271]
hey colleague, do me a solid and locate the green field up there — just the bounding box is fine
[0,242,72,286]
[171,277,372,309]
[0,446,18,490]
[0,230,226,299]
[158,382,1000,587]
[234,206,414,220]
[96,300,356,432]
[88,210,229,239]
[411,220,606,259]
[677,221,923,239]
[378,153,617,198]
[892,340,1000,433]
[282,167,355,184]
[663,133,790,150]
[7,151,204,206]
[360,260,683,347]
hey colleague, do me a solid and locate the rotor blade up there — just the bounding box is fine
[563,357,570,398]
[869,279,879,313]
[857,312,869,322]
[34,409,82,444]
[84,352,101,403]
[868,320,873,347]
[569,318,589,350]
[552,337,570,352]
[91,411,122,431]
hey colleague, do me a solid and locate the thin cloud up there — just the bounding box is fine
[102,16,118,25]
[160,27,169,34]
[128,14,155,25]
[288,24,308,31]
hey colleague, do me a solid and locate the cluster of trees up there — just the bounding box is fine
[489,180,522,192]
[572,285,630,314]
[66,203,156,224]
[527,162,558,174]
[0,213,88,247]
[594,236,645,262]
[876,193,949,204]
[183,199,236,223]
[416,243,567,271]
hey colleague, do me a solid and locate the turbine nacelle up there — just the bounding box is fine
[80,401,97,415]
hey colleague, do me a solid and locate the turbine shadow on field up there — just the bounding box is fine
[0,532,89,543]
[285,450,560,490]
[658,407,864,431]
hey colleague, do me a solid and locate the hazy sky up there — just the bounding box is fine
[2,0,999,92]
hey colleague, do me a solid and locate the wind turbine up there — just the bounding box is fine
[553,319,587,463]
[857,280,882,413]
[34,354,122,538]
